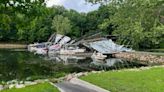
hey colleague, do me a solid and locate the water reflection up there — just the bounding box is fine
[44,55,87,65]
[0,50,88,82]
[44,54,147,71]
[0,50,147,82]
[90,58,146,71]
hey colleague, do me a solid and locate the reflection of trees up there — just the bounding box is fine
[0,50,91,82]
[0,50,20,82]
[0,50,147,82]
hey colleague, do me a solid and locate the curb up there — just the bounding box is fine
[69,78,110,92]
[49,82,65,92]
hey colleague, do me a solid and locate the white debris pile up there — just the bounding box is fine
[28,34,72,55]
[90,39,132,54]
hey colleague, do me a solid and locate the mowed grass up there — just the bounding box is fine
[1,82,59,92]
[81,67,164,92]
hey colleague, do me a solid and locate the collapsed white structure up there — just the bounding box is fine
[90,39,132,54]
[28,34,72,55]
[28,32,133,55]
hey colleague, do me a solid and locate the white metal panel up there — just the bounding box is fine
[59,36,71,45]
[55,34,63,44]
[90,39,132,54]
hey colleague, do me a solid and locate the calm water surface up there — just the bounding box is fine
[0,50,146,82]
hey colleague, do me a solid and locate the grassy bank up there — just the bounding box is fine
[144,49,164,53]
[1,82,59,92]
[81,67,164,92]
[0,44,27,49]
[135,51,164,56]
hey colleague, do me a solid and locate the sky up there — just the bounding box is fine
[46,0,100,13]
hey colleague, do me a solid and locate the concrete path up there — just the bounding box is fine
[56,81,98,92]
[55,78,110,92]
[135,51,164,56]
[0,44,27,49]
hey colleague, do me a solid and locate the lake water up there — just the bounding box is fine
[0,50,147,82]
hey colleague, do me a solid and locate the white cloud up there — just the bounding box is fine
[46,0,100,13]
[46,0,63,6]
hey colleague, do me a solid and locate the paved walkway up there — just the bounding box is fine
[56,81,98,92]
[0,44,26,49]
[136,51,164,56]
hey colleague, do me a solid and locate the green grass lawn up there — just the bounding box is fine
[1,82,59,92]
[143,49,164,53]
[81,67,164,92]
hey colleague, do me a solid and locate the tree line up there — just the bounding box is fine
[87,0,164,49]
[0,0,163,49]
[0,0,104,43]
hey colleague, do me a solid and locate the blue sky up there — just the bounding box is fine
[46,0,100,13]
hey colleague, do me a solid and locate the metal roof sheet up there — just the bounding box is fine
[90,39,129,54]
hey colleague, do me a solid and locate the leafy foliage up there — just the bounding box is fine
[87,0,164,49]
[0,0,163,49]
[52,15,72,35]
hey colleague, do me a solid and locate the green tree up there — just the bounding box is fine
[0,0,47,42]
[87,0,164,49]
[51,15,72,35]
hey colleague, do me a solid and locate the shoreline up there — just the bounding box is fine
[114,52,164,65]
[0,44,27,49]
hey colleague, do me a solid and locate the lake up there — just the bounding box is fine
[0,49,146,83]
